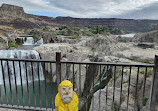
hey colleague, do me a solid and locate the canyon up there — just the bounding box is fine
[0,3,158,111]
[0,4,158,32]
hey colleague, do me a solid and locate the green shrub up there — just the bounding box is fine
[43,26,50,31]
[72,27,81,31]
[53,32,60,35]
[52,32,65,35]
[8,43,20,48]
[72,35,79,39]
[33,35,37,39]
[59,26,67,30]
[84,31,94,36]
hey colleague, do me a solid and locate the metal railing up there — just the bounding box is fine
[0,53,157,111]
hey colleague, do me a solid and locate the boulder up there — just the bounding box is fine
[85,34,117,52]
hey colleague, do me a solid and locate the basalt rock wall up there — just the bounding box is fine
[0,4,27,19]
[54,17,158,32]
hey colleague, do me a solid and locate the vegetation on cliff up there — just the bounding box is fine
[8,42,20,48]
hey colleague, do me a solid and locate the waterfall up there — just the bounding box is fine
[23,37,34,45]
[35,38,43,46]
[0,50,44,85]
[23,37,43,46]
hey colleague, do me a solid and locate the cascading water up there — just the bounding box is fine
[23,37,43,46]
[23,37,34,45]
[35,38,43,46]
[0,50,44,85]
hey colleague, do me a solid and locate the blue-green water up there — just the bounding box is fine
[116,33,135,37]
[0,80,57,108]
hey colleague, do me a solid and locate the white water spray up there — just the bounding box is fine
[0,50,44,85]
[23,37,34,45]
[23,37,43,46]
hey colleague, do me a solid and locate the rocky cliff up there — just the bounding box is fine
[0,4,60,29]
[54,17,158,32]
[0,4,27,19]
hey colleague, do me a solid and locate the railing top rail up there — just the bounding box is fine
[0,58,154,67]
[60,61,154,67]
[0,58,56,63]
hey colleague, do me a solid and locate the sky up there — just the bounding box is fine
[0,0,158,19]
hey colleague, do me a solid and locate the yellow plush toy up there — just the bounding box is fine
[55,80,78,111]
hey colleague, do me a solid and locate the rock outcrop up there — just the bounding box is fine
[108,42,158,63]
[0,4,27,19]
[85,34,117,52]
[90,68,153,111]
[0,36,8,49]
[133,30,158,43]
[34,43,73,61]
[0,4,59,29]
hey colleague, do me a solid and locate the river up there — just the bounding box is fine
[116,33,136,37]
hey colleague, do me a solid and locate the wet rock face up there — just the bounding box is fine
[0,4,27,19]
[0,36,8,49]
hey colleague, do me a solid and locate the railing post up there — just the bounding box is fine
[56,52,62,86]
[149,55,158,111]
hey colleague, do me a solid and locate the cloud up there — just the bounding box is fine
[0,0,158,19]
[114,1,158,19]
[46,0,158,17]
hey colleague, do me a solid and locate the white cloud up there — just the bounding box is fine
[0,0,158,18]
[115,1,158,19]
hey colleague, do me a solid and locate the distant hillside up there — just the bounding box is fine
[54,17,158,32]
[0,3,158,32]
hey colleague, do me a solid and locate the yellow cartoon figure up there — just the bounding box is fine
[55,80,78,111]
